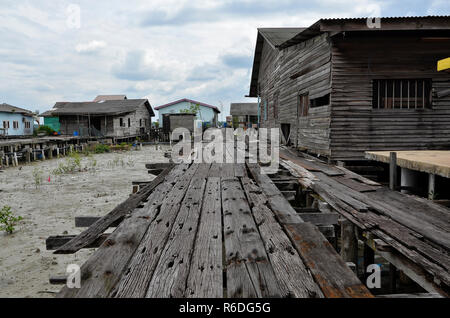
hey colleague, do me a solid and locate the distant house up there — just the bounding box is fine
[154,98,220,128]
[41,98,154,137]
[230,103,258,128]
[249,17,450,161]
[0,103,34,136]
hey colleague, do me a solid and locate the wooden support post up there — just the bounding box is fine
[340,219,358,267]
[56,147,60,158]
[389,263,397,293]
[389,151,397,191]
[428,173,435,200]
[26,148,31,163]
[41,149,45,160]
[33,146,37,161]
[13,152,18,166]
[48,146,53,159]
[363,243,375,281]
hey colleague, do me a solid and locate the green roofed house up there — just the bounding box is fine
[40,95,154,137]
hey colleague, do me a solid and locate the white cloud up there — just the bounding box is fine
[75,40,107,54]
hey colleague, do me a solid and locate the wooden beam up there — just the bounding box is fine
[46,234,109,250]
[74,216,122,228]
[298,212,339,225]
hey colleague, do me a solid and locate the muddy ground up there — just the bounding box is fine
[0,145,169,297]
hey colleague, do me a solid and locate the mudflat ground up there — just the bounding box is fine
[0,145,169,297]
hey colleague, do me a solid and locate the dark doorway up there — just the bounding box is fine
[281,123,291,145]
[91,117,102,136]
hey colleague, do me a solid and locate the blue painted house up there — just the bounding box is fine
[154,98,220,128]
[0,103,34,136]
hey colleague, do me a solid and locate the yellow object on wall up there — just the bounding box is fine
[437,57,450,71]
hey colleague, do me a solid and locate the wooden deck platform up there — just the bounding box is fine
[281,148,450,297]
[365,150,450,178]
[54,162,372,298]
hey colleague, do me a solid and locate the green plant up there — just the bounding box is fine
[36,125,56,136]
[94,144,110,154]
[0,206,23,234]
[32,167,43,188]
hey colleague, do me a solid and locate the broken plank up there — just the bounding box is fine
[285,222,373,298]
[222,177,281,298]
[186,177,223,298]
[54,164,175,254]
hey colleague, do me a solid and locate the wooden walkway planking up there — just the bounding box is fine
[56,161,372,298]
[280,147,450,296]
[57,164,190,297]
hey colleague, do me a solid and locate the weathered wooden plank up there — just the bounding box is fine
[57,164,189,298]
[222,178,281,298]
[247,163,303,225]
[241,177,323,298]
[333,175,380,192]
[110,164,200,298]
[285,222,373,298]
[186,177,223,298]
[46,234,109,250]
[234,163,247,177]
[298,212,339,225]
[145,175,207,297]
[145,163,172,170]
[54,164,175,254]
[75,216,122,228]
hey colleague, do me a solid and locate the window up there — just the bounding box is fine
[128,118,131,127]
[297,94,309,117]
[310,93,330,108]
[119,118,124,127]
[139,119,142,127]
[2,121,9,129]
[25,122,31,129]
[373,79,432,109]
[13,121,19,129]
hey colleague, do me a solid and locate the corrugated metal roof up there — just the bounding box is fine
[249,16,450,97]
[155,98,221,113]
[0,103,34,116]
[40,99,154,117]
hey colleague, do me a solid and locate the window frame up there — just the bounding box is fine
[372,79,432,110]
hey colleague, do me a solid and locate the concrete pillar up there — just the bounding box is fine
[428,173,436,200]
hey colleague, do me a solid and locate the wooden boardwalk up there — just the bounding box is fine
[54,162,372,298]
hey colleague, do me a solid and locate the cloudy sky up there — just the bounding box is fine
[1,0,449,120]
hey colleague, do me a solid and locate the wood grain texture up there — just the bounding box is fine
[110,164,199,298]
[241,177,324,298]
[222,178,281,298]
[57,164,188,298]
[186,177,223,298]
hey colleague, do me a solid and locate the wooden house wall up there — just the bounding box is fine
[258,33,332,156]
[330,33,450,160]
